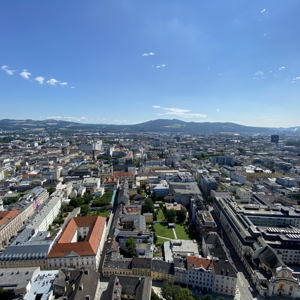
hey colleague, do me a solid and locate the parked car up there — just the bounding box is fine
[248,286,254,293]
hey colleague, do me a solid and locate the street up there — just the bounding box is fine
[210,207,258,300]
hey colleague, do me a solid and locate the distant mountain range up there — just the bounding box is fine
[0,118,299,134]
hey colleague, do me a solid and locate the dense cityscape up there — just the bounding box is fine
[0,125,300,300]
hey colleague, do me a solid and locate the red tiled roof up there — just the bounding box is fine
[47,216,106,258]
[0,209,20,226]
[114,172,133,178]
[124,152,133,159]
[187,256,215,273]
[104,177,118,184]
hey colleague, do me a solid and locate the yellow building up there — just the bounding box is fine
[136,176,149,188]
[151,260,174,283]
[245,167,279,180]
[0,259,47,270]
[268,266,300,298]
[144,213,153,223]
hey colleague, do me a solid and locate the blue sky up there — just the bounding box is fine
[1,0,300,127]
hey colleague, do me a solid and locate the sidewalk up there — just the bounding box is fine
[173,228,177,239]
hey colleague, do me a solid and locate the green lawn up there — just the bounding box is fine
[157,210,165,221]
[157,237,170,244]
[174,224,189,240]
[87,210,110,217]
[154,223,175,240]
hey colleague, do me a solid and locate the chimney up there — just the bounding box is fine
[139,277,141,283]
[72,284,75,292]
[116,279,119,285]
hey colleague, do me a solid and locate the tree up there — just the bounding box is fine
[125,237,137,258]
[216,297,225,300]
[142,198,154,213]
[176,208,186,223]
[63,206,74,212]
[202,294,213,300]
[164,209,176,223]
[161,281,195,300]
[159,203,164,210]
[80,204,89,216]
[69,197,83,208]
[151,289,160,300]
[47,187,56,195]
[152,191,157,203]
[137,187,143,194]
[0,287,11,300]
[208,196,213,203]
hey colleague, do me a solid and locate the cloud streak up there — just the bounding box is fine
[1,65,17,75]
[153,106,206,118]
[142,52,155,57]
[47,116,129,124]
[260,8,266,13]
[20,69,31,79]
[279,66,285,70]
[254,71,264,76]
[2,63,74,89]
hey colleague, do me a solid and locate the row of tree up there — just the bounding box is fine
[92,190,114,207]
[151,281,225,300]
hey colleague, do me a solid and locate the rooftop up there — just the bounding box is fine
[187,256,215,273]
[47,216,106,258]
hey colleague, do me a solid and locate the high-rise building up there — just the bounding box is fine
[271,135,279,143]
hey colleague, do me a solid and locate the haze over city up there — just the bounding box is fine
[1,0,300,127]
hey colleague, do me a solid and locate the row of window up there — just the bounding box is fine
[190,281,213,286]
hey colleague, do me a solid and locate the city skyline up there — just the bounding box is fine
[1,0,300,127]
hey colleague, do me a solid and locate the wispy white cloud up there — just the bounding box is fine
[153,105,206,118]
[253,71,265,79]
[20,69,31,79]
[254,71,264,76]
[260,8,266,13]
[142,52,155,57]
[156,64,166,68]
[293,77,300,80]
[156,66,161,68]
[263,33,267,37]
[216,109,219,112]
[35,77,45,84]
[279,66,285,71]
[71,86,75,88]
[48,116,103,123]
[1,65,17,75]
[47,78,60,86]
[60,82,68,86]
[47,116,130,124]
